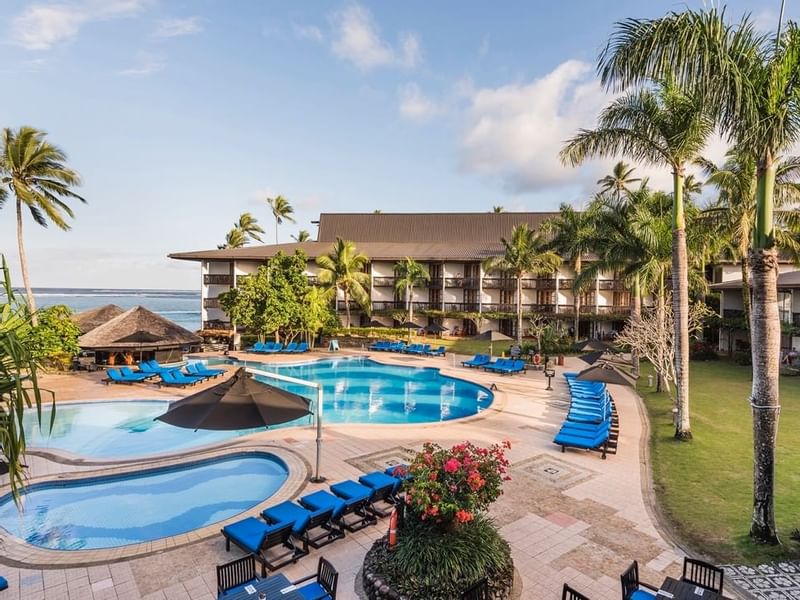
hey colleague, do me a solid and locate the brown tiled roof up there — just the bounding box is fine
[170,241,505,262]
[710,269,800,290]
[316,212,559,243]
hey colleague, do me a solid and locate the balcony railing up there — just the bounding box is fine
[203,297,221,309]
[482,278,517,290]
[372,277,396,287]
[598,279,627,291]
[537,278,556,290]
[559,279,574,290]
[370,301,434,312]
[203,319,231,330]
[444,277,480,288]
[204,274,232,285]
[444,302,480,312]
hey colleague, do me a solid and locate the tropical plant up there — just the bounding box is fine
[596,4,800,543]
[597,161,641,198]
[316,238,371,329]
[542,203,599,342]
[561,79,715,441]
[1,127,85,325]
[491,206,505,213]
[0,255,53,503]
[235,212,264,243]
[483,223,560,344]
[300,286,337,347]
[394,258,430,327]
[218,227,247,250]
[292,229,311,242]
[266,195,295,243]
[25,305,81,370]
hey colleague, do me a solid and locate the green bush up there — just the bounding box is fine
[25,305,80,370]
[325,326,409,338]
[733,351,753,366]
[364,515,514,600]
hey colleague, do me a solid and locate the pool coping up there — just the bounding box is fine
[0,442,311,568]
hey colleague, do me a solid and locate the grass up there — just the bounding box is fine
[638,359,800,563]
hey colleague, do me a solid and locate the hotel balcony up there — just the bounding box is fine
[444,302,480,312]
[367,300,435,312]
[203,297,221,309]
[445,277,480,289]
[204,274,233,285]
[203,319,231,330]
[559,278,574,290]
[481,278,517,290]
[598,279,627,291]
[537,278,557,290]
[372,277,396,287]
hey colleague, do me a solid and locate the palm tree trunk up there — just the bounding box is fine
[573,257,581,343]
[749,158,780,545]
[741,256,751,326]
[343,288,351,329]
[16,198,38,326]
[631,274,641,376]
[407,285,414,341]
[672,169,691,440]
[656,277,665,394]
[516,274,523,344]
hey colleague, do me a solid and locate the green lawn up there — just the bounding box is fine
[638,360,800,563]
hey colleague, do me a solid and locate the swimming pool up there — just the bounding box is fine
[24,357,491,459]
[0,452,287,550]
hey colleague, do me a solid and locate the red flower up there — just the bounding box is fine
[455,510,473,524]
[444,458,460,473]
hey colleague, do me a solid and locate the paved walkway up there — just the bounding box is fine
[0,351,687,600]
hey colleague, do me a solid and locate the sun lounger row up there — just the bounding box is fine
[221,466,409,576]
[483,358,526,374]
[553,373,619,459]
[368,341,446,356]
[105,360,225,387]
[247,341,309,354]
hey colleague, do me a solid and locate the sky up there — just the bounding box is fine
[0,0,794,290]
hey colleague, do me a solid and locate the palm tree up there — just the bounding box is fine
[316,238,371,329]
[218,228,247,250]
[561,80,714,441]
[597,161,641,198]
[394,258,430,327]
[292,230,311,242]
[595,4,800,544]
[492,205,505,213]
[236,212,264,243]
[373,209,382,214]
[483,223,560,344]
[267,195,295,243]
[542,203,599,342]
[1,127,85,326]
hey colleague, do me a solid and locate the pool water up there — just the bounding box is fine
[0,453,287,550]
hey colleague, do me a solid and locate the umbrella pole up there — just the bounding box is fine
[311,385,325,483]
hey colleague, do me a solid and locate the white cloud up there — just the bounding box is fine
[118,51,165,76]
[11,0,149,50]
[753,9,778,33]
[460,60,616,193]
[293,23,323,42]
[478,35,490,58]
[398,83,443,121]
[330,4,421,70]
[153,16,203,38]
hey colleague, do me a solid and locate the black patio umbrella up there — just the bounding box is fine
[156,367,312,430]
[578,351,605,365]
[574,339,615,353]
[367,319,388,328]
[575,362,638,387]
[398,321,421,329]
[425,322,449,334]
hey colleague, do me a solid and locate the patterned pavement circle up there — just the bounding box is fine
[723,562,800,600]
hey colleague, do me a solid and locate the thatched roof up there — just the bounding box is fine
[78,305,201,350]
[73,304,125,334]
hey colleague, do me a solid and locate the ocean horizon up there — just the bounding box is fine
[16,287,202,331]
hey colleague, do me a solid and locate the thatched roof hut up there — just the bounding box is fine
[72,304,125,334]
[78,306,202,365]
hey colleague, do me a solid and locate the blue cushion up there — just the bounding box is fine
[300,490,347,519]
[329,480,372,506]
[222,517,268,553]
[359,471,401,494]
[262,501,312,536]
[0,576,6,591]
[629,590,656,600]
[298,581,331,600]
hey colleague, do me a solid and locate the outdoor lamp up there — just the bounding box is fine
[544,366,556,391]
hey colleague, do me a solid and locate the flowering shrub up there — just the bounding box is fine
[403,440,511,526]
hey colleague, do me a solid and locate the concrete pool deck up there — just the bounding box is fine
[0,350,689,600]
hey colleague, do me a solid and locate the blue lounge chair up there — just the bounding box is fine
[369,341,390,351]
[554,419,612,459]
[186,363,224,378]
[248,341,267,352]
[120,366,156,380]
[358,471,402,516]
[425,345,446,357]
[292,342,309,353]
[266,343,283,354]
[461,354,489,368]
[483,358,510,372]
[291,557,338,600]
[300,487,375,533]
[220,517,299,576]
[261,500,343,553]
[157,370,203,388]
[281,342,298,353]
[105,368,149,385]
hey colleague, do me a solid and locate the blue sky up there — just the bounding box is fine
[0,0,792,289]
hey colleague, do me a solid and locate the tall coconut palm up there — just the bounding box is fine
[595,4,800,544]
[292,229,311,242]
[483,223,560,344]
[1,127,85,326]
[542,203,599,342]
[394,258,430,326]
[561,80,714,441]
[236,212,264,243]
[266,195,295,243]
[316,238,371,329]
[218,228,247,250]
[597,161,641,198]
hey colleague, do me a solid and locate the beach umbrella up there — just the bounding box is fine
[398,321,421,340]
[578,351,605,365]
[156,367,312,430]
[574,339,615,353]
[367,319,388,328]
[477,329,513,356]
[424,322,449,338]
[575,362,638,387]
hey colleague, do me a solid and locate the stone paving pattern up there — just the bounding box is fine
[0,351,691,599]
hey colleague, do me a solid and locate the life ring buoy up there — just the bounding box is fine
[533,353,542,366]
[388,508,399,551]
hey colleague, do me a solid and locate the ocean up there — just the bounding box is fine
[24,288,202,331]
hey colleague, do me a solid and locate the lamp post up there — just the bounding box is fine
[544,366,555,391]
